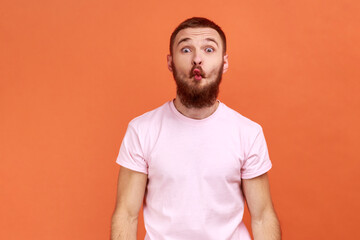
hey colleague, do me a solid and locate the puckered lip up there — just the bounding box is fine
[191,68,205,78]
[193,69,201,74]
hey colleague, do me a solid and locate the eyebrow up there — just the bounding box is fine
[177,38,191,46]
[204,38,219,47]
[177,37,219,47]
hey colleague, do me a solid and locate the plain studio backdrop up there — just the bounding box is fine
[1,0,359,239]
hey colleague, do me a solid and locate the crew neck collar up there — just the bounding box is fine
[169,98,223,124]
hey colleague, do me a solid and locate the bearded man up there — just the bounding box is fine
[111,17,281,240]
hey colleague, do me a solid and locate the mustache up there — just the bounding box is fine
[189,66,206,78]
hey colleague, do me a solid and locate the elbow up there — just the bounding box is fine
[112,207,139,224]
[251,208,281,240]
[252,207,280,227]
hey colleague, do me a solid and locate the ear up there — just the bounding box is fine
[167,54,173,72]
[223,54,228,73]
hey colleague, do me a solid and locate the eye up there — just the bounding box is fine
[181,48,191,53]
[205,47,214,53]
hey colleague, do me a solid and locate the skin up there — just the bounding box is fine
[111,27,281,240]
[242,173,281,239]
[167,27,228,119]
[111,167,147,240]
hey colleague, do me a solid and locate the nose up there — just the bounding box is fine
[192,51,202,66]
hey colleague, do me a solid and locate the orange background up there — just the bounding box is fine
[1,0,359,239]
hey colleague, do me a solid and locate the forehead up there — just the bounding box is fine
[174,27,222,47]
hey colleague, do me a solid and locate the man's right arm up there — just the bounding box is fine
[111,166,148,240]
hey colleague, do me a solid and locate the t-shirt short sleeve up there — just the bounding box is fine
[116,123,148,174]
[241,126,272,179]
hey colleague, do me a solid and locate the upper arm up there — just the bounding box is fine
[241,173,275,221]
[113,166,148,219]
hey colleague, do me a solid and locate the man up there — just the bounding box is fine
[111,17,281,240]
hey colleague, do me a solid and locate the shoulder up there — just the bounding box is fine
[220,102,263,135]
[124,101,170,159]
[128,101,169,132]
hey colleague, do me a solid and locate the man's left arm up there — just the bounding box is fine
[242,173,281,240]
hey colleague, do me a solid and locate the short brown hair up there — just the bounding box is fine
[169,17,227,55]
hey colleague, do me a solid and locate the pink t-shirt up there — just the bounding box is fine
[116,99,272,240]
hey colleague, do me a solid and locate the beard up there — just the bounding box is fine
[171,61,223,109]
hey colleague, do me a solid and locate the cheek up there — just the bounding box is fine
[173,58,190,71]
[208,63,223,76]
[174,53,192,64]
[207,62,219,71]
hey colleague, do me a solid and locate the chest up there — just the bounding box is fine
[147,124,242,185]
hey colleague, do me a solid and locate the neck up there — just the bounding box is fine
[173,96,219,120]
